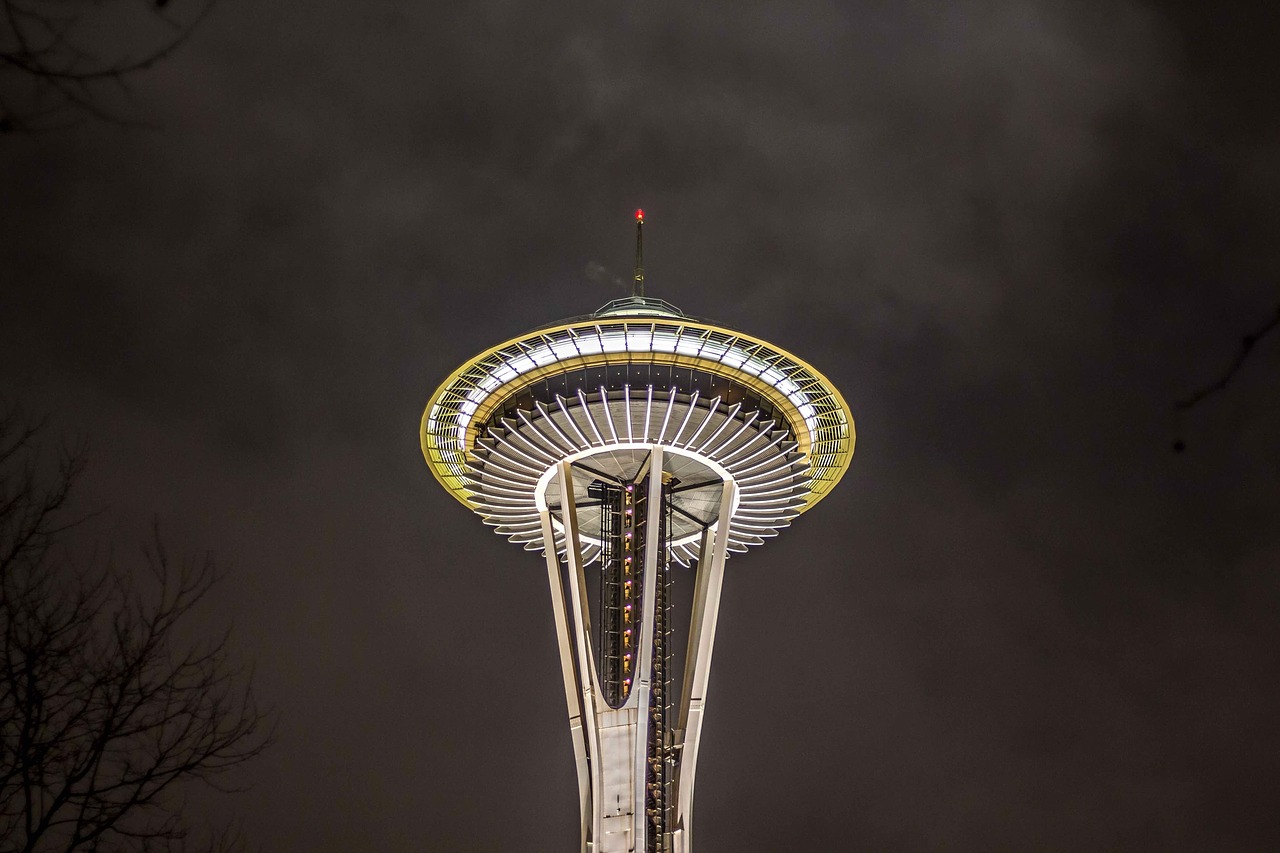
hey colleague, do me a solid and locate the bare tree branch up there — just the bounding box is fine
[0,403,273,852]
[0,0,216,132]
[1175,303,1280,412]
[1171,303,1280,452]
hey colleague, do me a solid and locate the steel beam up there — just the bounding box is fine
[558,461,605,850]
[631,446,665,851]
[672,480,736,850]
[539,508,592,851]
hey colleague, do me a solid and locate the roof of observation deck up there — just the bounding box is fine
[423,295,854,515]
[531,296,692,331]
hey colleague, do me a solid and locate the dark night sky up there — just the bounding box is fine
[3,2,1280,849]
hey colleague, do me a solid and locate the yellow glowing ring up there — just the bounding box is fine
[422,317,854,513]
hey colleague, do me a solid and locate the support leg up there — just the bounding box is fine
[672,480,736,849]
[539,508,593,851]
[557,461,606,849]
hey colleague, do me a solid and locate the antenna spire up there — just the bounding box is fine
[632,209,645,298]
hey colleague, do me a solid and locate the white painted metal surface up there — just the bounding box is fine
[530,438,742,852]
[474,386,808,565]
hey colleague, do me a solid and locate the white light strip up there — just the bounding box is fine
[600,386,620,443]
[433,324,834,454]
[682,396,721,448]
[668,390,700,445]
[695,403,743,455]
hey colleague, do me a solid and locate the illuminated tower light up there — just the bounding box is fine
[421,213,854,852]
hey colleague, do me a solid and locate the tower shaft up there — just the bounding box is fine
[540,450,736,852]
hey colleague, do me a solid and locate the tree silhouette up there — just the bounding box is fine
[1173,303,1280,452]
[0,407,271,852]
[0,0,214,132]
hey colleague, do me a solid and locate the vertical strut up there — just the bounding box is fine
[556,461,605,849]
[647,481,674,851]
[539,508,592,850]
[630,446,664,851]
[671,480,736,852]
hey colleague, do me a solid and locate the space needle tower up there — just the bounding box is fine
[421,211,854,852]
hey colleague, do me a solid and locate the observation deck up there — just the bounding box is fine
[423,296,854,538]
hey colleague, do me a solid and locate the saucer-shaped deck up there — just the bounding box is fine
[422,299,854,562]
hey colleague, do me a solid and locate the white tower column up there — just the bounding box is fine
[538,447,739,853]
[670,480,735,853]
[539,481,593,850]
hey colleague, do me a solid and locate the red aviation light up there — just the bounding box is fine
[635,209,644,222]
